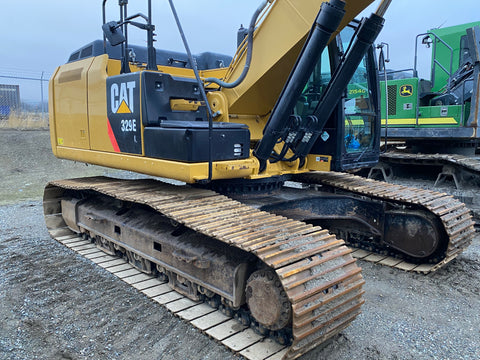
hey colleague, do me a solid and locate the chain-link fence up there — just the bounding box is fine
[0,69,51,129]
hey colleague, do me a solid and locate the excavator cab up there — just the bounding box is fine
[300,21,381,171]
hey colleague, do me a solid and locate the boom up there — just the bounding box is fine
[221,0,373,115]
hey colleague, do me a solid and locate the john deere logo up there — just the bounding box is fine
[110,81,136,113]
[399,85,413,97]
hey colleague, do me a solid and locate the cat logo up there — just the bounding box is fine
[110,81,136,114]
[399,84,413,97]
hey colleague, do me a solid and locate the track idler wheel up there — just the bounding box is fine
[245,269,291,331]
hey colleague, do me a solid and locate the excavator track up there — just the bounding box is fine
[380,152,480,174]
[294,171,475,273]
[377,152,480,187]
[371,152,480,224]
[43,176,365,360]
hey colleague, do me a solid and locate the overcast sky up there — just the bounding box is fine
[1,0,479,101]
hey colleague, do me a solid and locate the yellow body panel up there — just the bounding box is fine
[89,55,115,152]
[53,145,320,183]
[48,67,60,156]
[306,154,332,171]
[170,99,203,112]
[55,146,257,182]
[51,58,94,149]
[381,118,458,126]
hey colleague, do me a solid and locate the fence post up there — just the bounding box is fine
[0,71,50,127]
[40,71,45,120]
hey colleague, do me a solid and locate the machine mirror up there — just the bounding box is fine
[102,21,126,46]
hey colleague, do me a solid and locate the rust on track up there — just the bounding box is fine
[43,176,365,360]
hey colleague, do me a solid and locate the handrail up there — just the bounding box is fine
[101,0,156,71]
[103,0,107,54]
[377,42,389,151]
[414,31,454,125]
[414,32,454,90]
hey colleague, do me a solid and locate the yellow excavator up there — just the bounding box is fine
[43,0,474,358]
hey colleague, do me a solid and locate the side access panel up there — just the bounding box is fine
[52,57,94,150]
[88,55,116,153]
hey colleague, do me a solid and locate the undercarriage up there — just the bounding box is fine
[43,173,474,359]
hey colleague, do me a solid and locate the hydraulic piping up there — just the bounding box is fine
[203,0,269,89]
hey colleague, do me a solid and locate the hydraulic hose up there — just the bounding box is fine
[203,0,269,88]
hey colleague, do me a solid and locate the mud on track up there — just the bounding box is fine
[1,129,479,360]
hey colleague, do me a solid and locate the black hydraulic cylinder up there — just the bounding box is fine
[254,0,346,170]
[311,13,384,133]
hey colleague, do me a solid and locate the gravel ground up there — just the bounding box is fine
[1,129,479,360]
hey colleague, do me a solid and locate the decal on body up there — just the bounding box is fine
[106,75,142,154]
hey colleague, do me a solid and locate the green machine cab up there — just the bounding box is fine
[380,21,480,154]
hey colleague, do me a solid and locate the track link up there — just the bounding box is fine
[374,152,480,225]
[43,176,365,360]
[380,152,480,174]
[294,171,475,273]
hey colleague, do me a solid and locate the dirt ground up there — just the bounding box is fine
[1,129,479,360]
